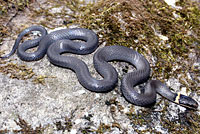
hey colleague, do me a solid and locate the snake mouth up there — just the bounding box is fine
[175,93,199,110]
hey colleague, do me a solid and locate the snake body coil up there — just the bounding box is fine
[0,26,198,109]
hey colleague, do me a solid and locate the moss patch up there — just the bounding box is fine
[67,0,200,93]
[0,62,35,80]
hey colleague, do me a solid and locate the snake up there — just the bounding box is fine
[0,25,198,110]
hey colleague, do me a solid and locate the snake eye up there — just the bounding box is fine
[179,94,199,110]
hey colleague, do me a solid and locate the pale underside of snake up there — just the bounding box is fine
[0,26,198,110]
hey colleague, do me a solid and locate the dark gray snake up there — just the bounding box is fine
[0,26,198,110]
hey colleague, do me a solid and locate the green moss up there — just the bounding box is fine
[0,0,31,15]
[0,62,35,80]
[126,105,200,133]
[0,0,34,41]
[13,115,45,134]
[0,61,53,84]
[160,110,200,133]
[54,117,73,132]
[95,123,111,133]
[65,0,200,93]
[32,75,56,85]
[126,107,161,133]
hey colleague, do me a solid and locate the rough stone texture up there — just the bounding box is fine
[0,0,199,134]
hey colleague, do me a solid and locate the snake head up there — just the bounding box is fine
[178,94,199,110]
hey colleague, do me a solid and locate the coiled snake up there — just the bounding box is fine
[0,26,198,110]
